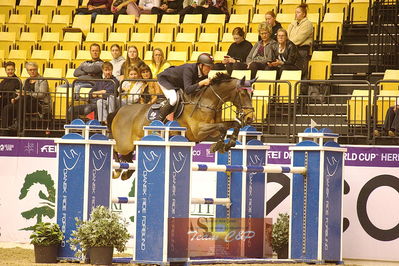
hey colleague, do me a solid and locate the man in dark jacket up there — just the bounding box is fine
[0,61,20,110]
[156,53,214,121]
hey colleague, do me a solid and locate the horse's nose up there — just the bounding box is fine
[245,114,254,124]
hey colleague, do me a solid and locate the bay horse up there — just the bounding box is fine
[109,73,256,180]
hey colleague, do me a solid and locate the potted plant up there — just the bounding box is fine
[30,222,63,263]
[68,205,130,265]
[272,213,289,259]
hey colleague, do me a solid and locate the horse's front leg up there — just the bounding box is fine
[196,121,240,153]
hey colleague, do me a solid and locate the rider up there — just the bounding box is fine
[157,53,214,121]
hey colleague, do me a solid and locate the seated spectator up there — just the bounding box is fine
[112,0,160,19]
[139,64,163,104]
[213,27,253,75]
[120,66,147,105]
[119,45,145,81]
[69,61,119,121]
[152,0,183,23]
[76,0,113,22]
[267,28,302,79]
[1,62,49,133]
[110,44,126,80]
[246,22,276,79]
[265,10,282,41]
[179,0,228,23]
[0,61,20,111]
[73,43,104,95]
[375,98,399,137]
[148,48,170,78]
[287,3,313,79]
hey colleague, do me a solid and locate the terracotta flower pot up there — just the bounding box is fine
[89,246,114,265]
[34,244,59,263]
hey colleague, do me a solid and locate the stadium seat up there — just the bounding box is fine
[82,32,105,50]
[65,67,76,84]
[208,69,227,78]
[231,70,251,80]
[203,14,226,41]
[254,70,277,91]
[279,0,301,14]
[347,90,370,125]
[172,32,195,59]
[92,15,114,39]
[100,50,113,61]
[277,70,302,102]
[26,14,48,39]
[231,0,254,23]
[0,14,5,28]
[114,14,135,39]
[16,0,36,19]
[194,33,218,55]
[320,13,344,44]
[256,0,278,14]
[0,50,5,65]
[380,69,399,91]
[0,67,6,76]
[38,32,60,57]
[309,50,333,80]
[51,50,73,76]
[59,32,82,58]
[150,32,174,58]
[157,14,180,39]
[128,32,150,58]
[57,0,79,23]
[48,15,71,40]
[213,50,227,63]
[249,14,265,33]
[306,0,325,16]
[225,14,248,33]
[7,49,28,75]
[6,14,27,39]
[189,51,208,63]
[73,50,91,67]
[30,49,51,73]
[135,14,158,40]
[179,14,202,41]
[37,0,58,23]
[0,0,16,22]
[252,89,270,123]
[327,0,349,20]
[143,50,152,65]
[219,32,234,51]
[246,32,258,44]
[351,0,369,24]
[375,90,399,125]
[276,13,295,30]
[71,14,92,36]
[43,67,63,92]
[0,32,17,57]
[16,32,38,57]
[167,51,187,66]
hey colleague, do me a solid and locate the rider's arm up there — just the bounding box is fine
[182,65,202,94]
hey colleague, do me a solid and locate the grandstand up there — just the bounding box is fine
[0,0,398,145]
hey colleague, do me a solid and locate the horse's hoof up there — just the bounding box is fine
[112,171,121,179]
[210,141,224,153]
[121,170,135,181]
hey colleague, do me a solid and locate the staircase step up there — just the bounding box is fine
[342,43,369,53]
[298,103,347,114]
[332,63,369,74]
[329,84,371,94]
[335,53,369,64]
[295,114,347,125]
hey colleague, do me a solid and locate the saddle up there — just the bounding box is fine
[146,90,185,122]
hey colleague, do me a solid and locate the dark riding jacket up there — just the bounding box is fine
[157,63,208,95]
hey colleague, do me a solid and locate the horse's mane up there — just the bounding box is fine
[210,72,235,86]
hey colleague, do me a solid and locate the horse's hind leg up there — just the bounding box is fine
[120,151,135,181]
[112,151,123,179]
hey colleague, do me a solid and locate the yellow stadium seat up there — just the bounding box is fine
[189,51,208,63]
[0,14,5,27]
[92,14,114,39]
[150,32,174,58]
[213,50,227,63]
[71,14,92,36]
[231,70,251,80]
[167,51,186,66]
[252,89,269,123]
[376,90,399,125]
[59,32,83,58]
[208,69,227,78]
[327,0,349,20]
[135,14,158,40]
[249,13,265,33]
[347,90,371,125]
[15,32,38,57]
[351,0,369,24]
[104,32,128,51]
[38,32,60,57]
[306,0,325,16]
[277,70,302,102]
[114,14,135,39]
[128,32,150,58]
[276,13,295,30]
[43,67,63,92]
[0,50,5,65]
[65,67,76,84]
[246,32,258,44]
[6,14,27,39]
[143,50,152,65]
[0,32,17,57]
[256,0,278,14]
[0,67,6,76]
[320,13,344,44]
[180,14,202,41]
[26,14,48,38]
[58,0,79,23]
[219,32,234,51]
[225,14,248,33]
[203,14,226,41]
[73,50,91,67]
[254,70,277,91]
[82,32,105,50]
[37,0,58,23]
[279,0,301,14]
[194,33,218,55]
[157,14,180,39]
[172,32,195,59]
[231,4,254,23]
[30,49,51,73]
[380,69,399,91]
[309,50,333,80]
[16,0,36,18]
[0,0,16,22]
[7,49,28,75]
[100,50,113,61]
[48,15,71,40]
[51,50,73,76]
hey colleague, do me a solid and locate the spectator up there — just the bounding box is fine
[268,28,302,79]
[110,44,125,80]
[152,0,184,23]
[213,27,252,75]
[120,66,147,104]
[246,22,276,79]
[139,64,163,104]
[120,45,145,81]
[73,43,104,94]
[0,61,20,110]
[265,10,282,41]
[179,0,228,23]
[112,0,160,19]
[69,61,119,121]
[287,3,313,78]
[375,98,399,137]
[148,48,170,78]
[1,62,49,133]
[76,0,113,22]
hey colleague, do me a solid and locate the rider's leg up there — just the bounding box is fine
[158,84,178,121]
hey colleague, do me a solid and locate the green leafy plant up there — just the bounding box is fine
[68,205,130,258]
[271,213,289,252]
[30,222,63,246]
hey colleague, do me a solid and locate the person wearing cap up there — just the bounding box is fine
[156,52,214,121]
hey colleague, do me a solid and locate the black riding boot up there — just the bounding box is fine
[158,101,174,122]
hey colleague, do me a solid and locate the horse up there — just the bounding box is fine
[109,73,256,180]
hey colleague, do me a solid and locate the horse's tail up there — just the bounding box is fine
[107,107,120,132]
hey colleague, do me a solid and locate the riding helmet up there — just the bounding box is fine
[197,53,214,66]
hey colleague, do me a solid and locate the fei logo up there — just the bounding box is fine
[172,151,188,173]
[249,154,263,166]
[63,149,81,171]
[142,150,161,172]
[326,155,340,176]
[92,149,108,171]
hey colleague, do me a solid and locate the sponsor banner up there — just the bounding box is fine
[192,143,215,163]
[345,146,399,167]
[0,138,57,158]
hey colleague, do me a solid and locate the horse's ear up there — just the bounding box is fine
[240,76,246,86]
[250,77,258,86]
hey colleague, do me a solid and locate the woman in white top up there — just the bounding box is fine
[110,44,125,80]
